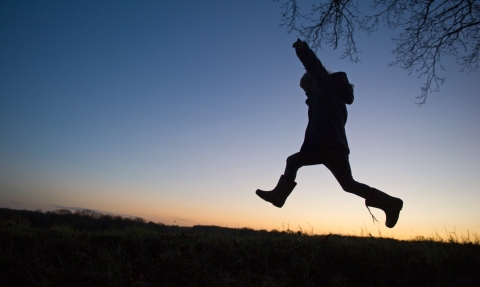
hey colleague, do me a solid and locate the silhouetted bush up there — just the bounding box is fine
[0,207,166,232]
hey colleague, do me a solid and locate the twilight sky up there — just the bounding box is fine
[1,1,479,240]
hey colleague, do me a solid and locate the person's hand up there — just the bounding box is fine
[292,38,306,49]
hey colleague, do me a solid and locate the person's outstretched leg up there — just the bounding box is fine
[324,150,403,228]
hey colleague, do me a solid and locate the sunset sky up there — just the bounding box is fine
[1,1,479,240]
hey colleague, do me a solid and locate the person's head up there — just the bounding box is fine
[300,72,315,93]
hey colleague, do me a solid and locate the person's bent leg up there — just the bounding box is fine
[284,152,307,181]
[255,175,297,208]
[256,151,317,208]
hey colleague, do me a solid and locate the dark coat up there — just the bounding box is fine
[296,43,354,155]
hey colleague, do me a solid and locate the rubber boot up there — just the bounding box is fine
[256,175,297,208]
[365,188,403,228]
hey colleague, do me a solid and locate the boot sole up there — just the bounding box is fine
[256,190,285,208]
[385,198,403,228]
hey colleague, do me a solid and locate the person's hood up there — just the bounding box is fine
[330,72,354,105]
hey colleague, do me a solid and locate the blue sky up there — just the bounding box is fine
[1,1,479,239]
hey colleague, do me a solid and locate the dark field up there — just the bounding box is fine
[1,208,479,287]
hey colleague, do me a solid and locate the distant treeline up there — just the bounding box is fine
[0,207,265,236]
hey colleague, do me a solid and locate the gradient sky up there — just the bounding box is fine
[1,1,479,240]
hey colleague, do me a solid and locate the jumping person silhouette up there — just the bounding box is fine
[256,39,403,228]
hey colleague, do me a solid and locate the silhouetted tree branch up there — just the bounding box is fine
[278,0,480,105]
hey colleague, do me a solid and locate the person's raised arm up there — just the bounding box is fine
[292,39,330,88]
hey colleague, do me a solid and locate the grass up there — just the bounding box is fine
[1,210,480,286]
